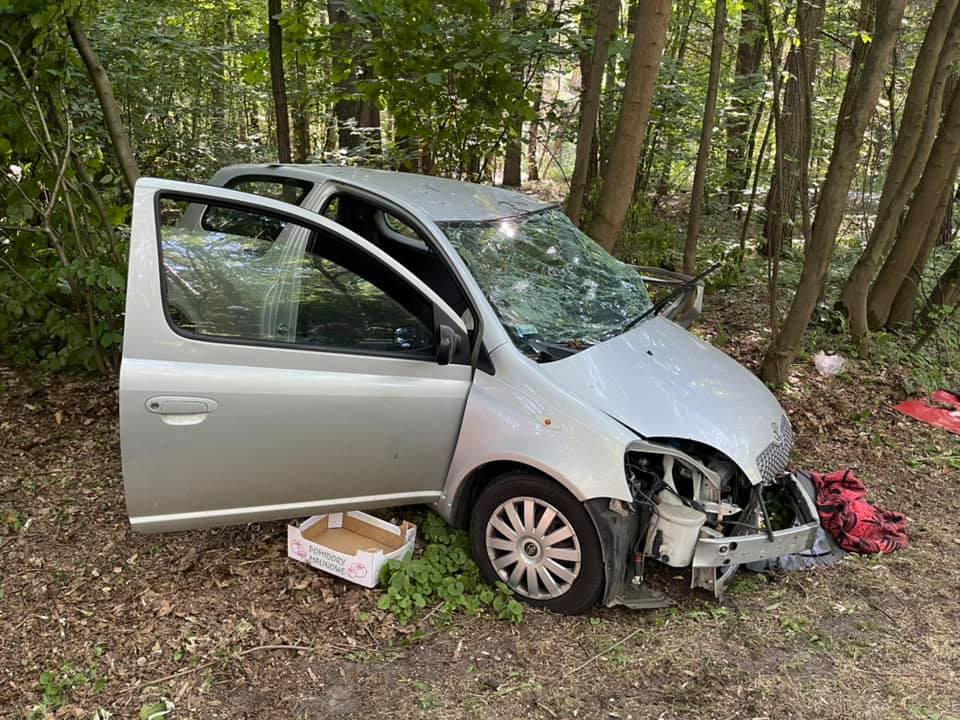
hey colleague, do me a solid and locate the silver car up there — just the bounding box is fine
[121,165,819,614]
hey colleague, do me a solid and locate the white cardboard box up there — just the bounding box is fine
[287,511,416,588]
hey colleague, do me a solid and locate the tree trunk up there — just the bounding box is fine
[760,0,825,257]
[918,249,960,328]
[327,0,381,153]
[867,84,960,328]
[502,140,522,186]
[291,0,311,163]
[67,19,140,192]
[502,0,529,187]
[760,0,907,385]
[566,0,619,223]
[886,167,959,327]
[268,0,292,163]
[292,52,311,163]
[210,15,226,143]
[725,0,766,206]
[527,84,544,182]
[683,0,727,274]
[590,0,673,252]
[841,0,960,338]
[937,183,956,246]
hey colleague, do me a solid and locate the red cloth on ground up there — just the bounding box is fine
[811,469,909,554]
[895,390,960,435]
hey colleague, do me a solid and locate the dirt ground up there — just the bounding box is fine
[2,279,959,720]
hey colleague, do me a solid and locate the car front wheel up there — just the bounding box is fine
[469,472,604,615]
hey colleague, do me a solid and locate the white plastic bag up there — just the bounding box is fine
[814,351,846,377]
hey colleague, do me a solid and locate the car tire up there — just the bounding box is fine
[469,471,604,615]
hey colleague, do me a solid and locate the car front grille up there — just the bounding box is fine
[756,415,794,483]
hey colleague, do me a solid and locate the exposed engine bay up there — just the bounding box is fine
[587,437,821,610]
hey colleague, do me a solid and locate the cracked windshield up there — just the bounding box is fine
[442,208,653,356]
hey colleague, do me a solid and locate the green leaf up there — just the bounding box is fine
[139,701,171,720]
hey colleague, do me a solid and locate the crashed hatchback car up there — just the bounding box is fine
[120,165,819,614]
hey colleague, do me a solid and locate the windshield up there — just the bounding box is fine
[441,208,653,355]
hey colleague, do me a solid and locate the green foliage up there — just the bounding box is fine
[855,328,960,396]
[139,699,175,720]
[28,661,105,718]
[612,199,682,269]
[2,508,25,533]
[347,0,566,178]
[0,1,131,371]
[377,511,523,625]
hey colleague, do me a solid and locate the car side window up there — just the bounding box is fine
[225,176,311,204]
[201,176,312,240]
[158,197,435,357]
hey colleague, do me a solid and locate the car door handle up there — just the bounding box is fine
[145,396,219,415]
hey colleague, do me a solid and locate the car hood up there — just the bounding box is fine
[539,316,788,485]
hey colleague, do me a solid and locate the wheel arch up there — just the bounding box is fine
[448,459,561,530]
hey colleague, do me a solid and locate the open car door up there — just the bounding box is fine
[120,178,473,532]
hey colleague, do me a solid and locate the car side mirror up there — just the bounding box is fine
[436,323,459,366]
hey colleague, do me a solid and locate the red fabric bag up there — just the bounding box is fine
[811,469,909,554]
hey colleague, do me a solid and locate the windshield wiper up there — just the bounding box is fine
[621,261,722,334]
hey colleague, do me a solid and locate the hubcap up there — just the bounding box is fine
[485,497,581,600]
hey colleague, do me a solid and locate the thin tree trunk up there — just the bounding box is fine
[527,89,543,182]
[268,0,292,163]
[292,54,310,162]
[292,0,311,163]
[590,0,673,252]
[867,84,960,328]
[760,0,907,385]
[937,184,956,246]
[67,19,140,191]
[760,0,825,257]
[739,99,774,255]
[566,0,619,223]
[683,0,727,274]
[211,15,226,143]
[841,0,960,338]
[758,0,788,338]
[725,0,766,206]
[526,77,545,181]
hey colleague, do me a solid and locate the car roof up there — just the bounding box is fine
[218,164,553,223]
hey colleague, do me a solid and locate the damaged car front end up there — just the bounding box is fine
[590,435,820,609]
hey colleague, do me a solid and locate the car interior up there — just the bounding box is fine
[320,193,476,334]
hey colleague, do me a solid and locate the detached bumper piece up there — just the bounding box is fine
[691,472,820,597]
[585,498,673,611]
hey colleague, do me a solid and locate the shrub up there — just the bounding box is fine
[377,511,524,625]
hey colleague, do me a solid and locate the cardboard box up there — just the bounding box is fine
[287,511,416,588]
